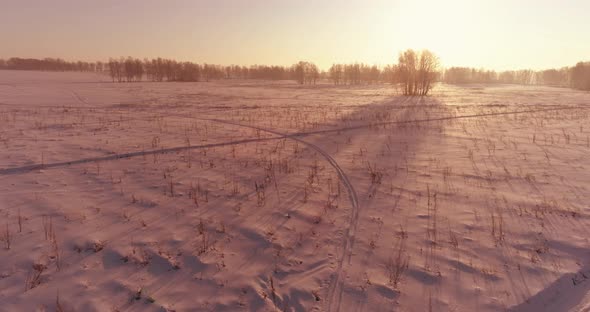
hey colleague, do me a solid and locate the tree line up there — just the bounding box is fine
[328,63,381,85]
[103,52,438,94]
[106,57,323,83]
[0,57,104,72]
[442,64,590,90]
[2,54,589,92]
[103,58,330,85]
[0,51,446,96]
[107,57,230,82]
[0,56,304,82]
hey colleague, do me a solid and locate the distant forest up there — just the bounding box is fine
[443,65,590,90]
[1,55,589,91]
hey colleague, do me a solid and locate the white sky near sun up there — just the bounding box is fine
[1,0,589,70]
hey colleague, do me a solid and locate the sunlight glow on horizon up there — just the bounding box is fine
[1,0,589,71]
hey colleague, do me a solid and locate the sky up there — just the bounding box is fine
[1,0,589,70]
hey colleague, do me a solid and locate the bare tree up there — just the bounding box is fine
[308,62,319,84]
[133,58,144,81]
[293,61,306,84]
[123,57,134,82]
[107,58,124,82]
[107,58,117,82]
[417,50,439,95]
[398,49,418,95]
[397,49,439,95]
[571,62,590,90]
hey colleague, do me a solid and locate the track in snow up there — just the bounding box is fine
[197,118,359,312]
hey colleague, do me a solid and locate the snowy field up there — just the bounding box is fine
[1,70,590,312]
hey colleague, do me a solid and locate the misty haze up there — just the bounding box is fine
[1,1,590,312]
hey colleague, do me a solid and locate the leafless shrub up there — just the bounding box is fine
[490,206,504,245]
[18,209,22,233]
[255,182,266,207]
[42,215,54,241]
[50,230,61,270]
[386,234,410,288]
[366,162,383,184]
[25,262,47,291]
[197,218,205,235]
[426,186,438,245]
[198,227,210,255]
[448,225,459,249]
[2,224,10,250]
[231,179,240,196]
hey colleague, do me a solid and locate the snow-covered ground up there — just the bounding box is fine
[1,70,590,311]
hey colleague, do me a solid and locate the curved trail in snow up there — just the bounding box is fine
[196,118,359,312]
